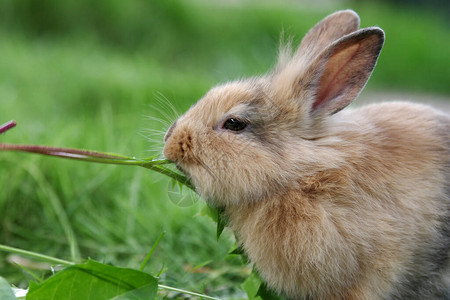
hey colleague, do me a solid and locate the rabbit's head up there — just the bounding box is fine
[163,10,384,207]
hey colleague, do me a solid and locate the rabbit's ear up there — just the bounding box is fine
[305,27,384,115]
[294,10,360,62]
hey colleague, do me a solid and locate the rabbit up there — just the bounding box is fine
[163,9,450,300]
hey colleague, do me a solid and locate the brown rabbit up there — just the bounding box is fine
[163,10,450,299]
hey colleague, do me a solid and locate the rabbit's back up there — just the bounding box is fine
[228,102,450,299]
[348,102,450,299]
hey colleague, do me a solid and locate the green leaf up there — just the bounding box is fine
[241,272,263,300]
[216,207,227,240]
[167,180,199,207]
[256,283,285,300]
[229,245,245,255]
[0,277,17,300]
[229,245,250,264]
[200,205,227,240]
[26,259,158,300]
[110,283,158,300]
[241,271,286,300]
[201,205,219,223]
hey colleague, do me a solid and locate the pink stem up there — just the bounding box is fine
[0,120,17,135]
[0,143,125,160]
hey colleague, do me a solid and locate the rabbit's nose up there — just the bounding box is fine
[163,127,194,163]
[164,120,178,142]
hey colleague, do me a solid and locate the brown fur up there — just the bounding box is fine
[163,10,450,299]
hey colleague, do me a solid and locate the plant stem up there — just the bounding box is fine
[141,164,195,191]
[0,120,195,190]
[0,143,195,191]
[0,244,74,266]
[0,120,16,134]
[158,284,221,300]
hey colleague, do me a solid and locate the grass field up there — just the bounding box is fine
[0,0,449,298]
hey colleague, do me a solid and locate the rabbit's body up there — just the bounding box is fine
[227,102,450,299]
[163,10,450,299]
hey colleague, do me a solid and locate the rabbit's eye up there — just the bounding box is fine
[223,118,247,132]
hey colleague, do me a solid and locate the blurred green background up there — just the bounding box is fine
[0,0,449,298]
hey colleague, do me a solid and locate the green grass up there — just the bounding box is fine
[0,0,449,298]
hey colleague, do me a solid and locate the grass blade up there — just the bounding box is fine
[139,232,165,271]
[0,244,74,266]
[23,163,81,262]
[158,284,220,300]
